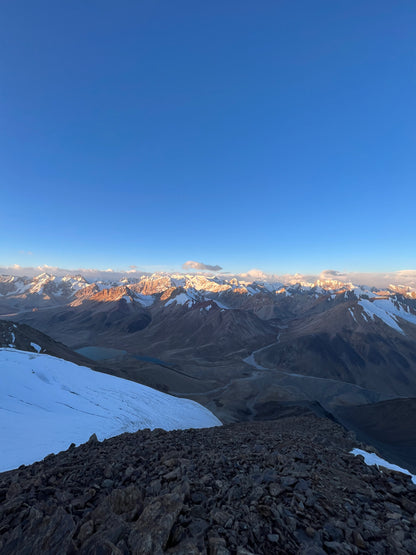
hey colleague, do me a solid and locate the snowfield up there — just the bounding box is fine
[165,292,194,307]
[0,349,222,472]
[358,298,416,334]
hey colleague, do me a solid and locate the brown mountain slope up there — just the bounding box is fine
[0,319,125,380]
[132,301,277,360]
[2,299,152,348]
[6,297,277,360]
[255,301,416,397]
[0,320,95,366]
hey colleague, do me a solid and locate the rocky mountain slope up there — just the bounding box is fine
[1,413,416,554]
[0,319,99,367]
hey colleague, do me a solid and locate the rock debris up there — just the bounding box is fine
[1,414,415,554]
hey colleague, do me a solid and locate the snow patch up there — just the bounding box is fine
[165,293,193,307]
[353,286,377,299]
[348,308,357,323]
[30,342,41,353]
[134,293,154,307]
[212,299,229,309]
[351,448,416,485]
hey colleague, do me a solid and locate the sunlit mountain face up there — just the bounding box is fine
[2,270,416,306]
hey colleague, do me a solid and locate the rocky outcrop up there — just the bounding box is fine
[1,414,415,554]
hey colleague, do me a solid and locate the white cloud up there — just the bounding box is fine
[395,270,416,281]
[182,260,223,272]
[319,269,347,280]
[238,268,270,281]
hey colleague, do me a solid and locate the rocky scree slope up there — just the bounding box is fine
[1,414,416,554]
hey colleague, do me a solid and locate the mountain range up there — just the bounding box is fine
[1,270,416,472]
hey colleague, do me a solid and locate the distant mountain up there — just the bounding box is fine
[1,270,415,313]
[3,271,416,367]
[254,290,416,396]
[0,273,90,309]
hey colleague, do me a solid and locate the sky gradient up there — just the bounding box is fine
[1,1,415,275]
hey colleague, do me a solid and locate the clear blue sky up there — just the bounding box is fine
[1,1,415,274]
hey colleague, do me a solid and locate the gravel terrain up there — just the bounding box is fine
[1,414,416,554]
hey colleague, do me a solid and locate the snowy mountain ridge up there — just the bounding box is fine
[2,272,416,339]
[2,271,416,300]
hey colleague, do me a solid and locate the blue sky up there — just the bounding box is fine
[1,1,415,275]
